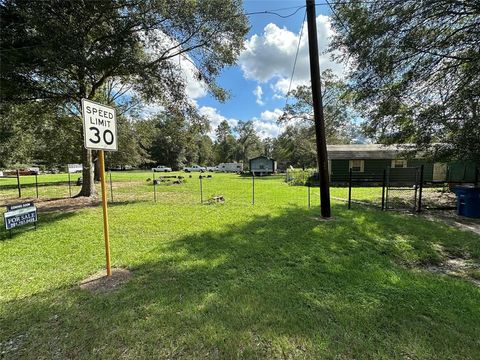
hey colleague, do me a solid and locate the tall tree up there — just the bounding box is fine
[273,125,317,169]
[150,113,187,170]
[1,0,249,195]
[280,69,360,144]
[235,121,262,166]
[214,120,237,163]
[330,0,480,161]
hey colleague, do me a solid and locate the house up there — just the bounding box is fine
[249,156,277,176]
[326,144,478,183]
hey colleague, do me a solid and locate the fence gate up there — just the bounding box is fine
[385,166,423,211]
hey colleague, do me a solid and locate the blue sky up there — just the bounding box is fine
[184,1,344,139]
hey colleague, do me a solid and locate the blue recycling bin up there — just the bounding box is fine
[453,186,480,218]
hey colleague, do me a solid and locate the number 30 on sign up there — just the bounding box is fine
[82,99,118,151]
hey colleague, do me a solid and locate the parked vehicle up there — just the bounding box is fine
[183,165,205,173]
[206,166,218,172]
[217,162,243,173]
[152,165,172,172]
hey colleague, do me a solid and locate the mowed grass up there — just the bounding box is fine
[1,173,479,359]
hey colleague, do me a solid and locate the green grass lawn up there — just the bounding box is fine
[1,173,479,359]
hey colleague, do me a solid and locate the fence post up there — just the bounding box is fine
[348,168,352,209]
[381,169,386,211]
[200,175,203,204]
[385,167,390,210]
[68,171,72,197]
[417,165,424,213]
[251,172,255,205]
[35,173,39,198]
[109,171,113,202]
[16,169,21,198]
[307,181,311,209]
[153,171,157,203]
[413,167,419,212]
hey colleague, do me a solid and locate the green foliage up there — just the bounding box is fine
[0,0,249,195]
[331,0,480,161]
[280,70,362,145]
[214,120,237,163]
[1,173,480,358]
[0,103,82,168]
[273,125,317,169]
[235,120,263,166]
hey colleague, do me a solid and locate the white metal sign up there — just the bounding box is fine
[82,99,118,151]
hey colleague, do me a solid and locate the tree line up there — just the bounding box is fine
[0,68,361,172]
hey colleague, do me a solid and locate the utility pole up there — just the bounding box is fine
[306,0,331,217]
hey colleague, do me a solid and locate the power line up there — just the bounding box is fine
[285,9,307,108]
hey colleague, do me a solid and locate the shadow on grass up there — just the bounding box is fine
[1,205,480,358]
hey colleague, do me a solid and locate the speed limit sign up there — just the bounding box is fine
[82,99,118,151]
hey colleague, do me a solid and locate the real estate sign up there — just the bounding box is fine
[82,99,118,151]
[4,202,37,230]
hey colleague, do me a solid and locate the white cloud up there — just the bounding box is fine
[253,85,264,105]
[178,55,208,100]
[239,15,345,97]
[198,106,239,140]
[252,108,284,139]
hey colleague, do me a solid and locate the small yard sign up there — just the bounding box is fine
[82,99,117,151]
[4,202,37,230]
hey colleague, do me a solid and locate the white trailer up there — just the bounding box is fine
[217,162,243,173]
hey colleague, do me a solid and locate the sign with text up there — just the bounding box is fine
[82,99,117,151]
[4,202,37,230]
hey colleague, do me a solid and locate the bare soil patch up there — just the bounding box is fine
[2,196,100,213]
[79,268,132,294]
[424,245,480,287]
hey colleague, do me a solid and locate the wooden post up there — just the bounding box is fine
[417,165,424,213]
[109,171,113,202]
[98,151,112,276]
[348,168,352,209]
[153,171,157,203]
[200,175,203,204]
[381,169,386,211]
[68,171,72,197]
[16,169,21,198]
[306,0,331,218]
[35,173,39,198]
[308,182,311,209]
[252,173,255,205]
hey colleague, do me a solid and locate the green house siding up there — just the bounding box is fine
[329,158,477,184]
[448,161,479,182]
[330,160,349,182]
[364,159,390,174]
[407,160,434,181]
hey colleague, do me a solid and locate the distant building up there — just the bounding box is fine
[249,156,277,176]
[326,144,478,183]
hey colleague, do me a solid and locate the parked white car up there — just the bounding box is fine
[152,165,172,172]
[206,166,218,172]
[183,165,206,173]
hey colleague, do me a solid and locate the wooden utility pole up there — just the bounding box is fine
[306,0,331,217]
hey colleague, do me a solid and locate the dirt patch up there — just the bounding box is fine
[1,196,100,213]
[79,268,132,294]
[421,210,480,236]
[424,248,480,287]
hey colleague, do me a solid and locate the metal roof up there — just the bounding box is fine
[327,144,407,160]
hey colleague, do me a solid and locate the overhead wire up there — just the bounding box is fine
[284,9,307,108]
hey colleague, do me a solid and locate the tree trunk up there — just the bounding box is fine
[77,147,97,197]
[94,151,101,182]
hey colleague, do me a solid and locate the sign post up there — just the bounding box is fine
[82,99,117,276]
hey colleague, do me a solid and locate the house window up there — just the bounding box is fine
[349,159,364,172]
[391,159,407,168]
